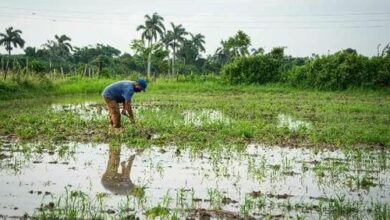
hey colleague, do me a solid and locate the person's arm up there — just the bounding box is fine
[123,101,135,124]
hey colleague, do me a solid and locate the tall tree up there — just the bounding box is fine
[130,39,149,72]
[190,33,206,55]
[215,40,231,65]
[43,34,73,71]
[136,12,165,78]
[226,30,251,57]
[166,22,187,75]
[42,40,56,71]
[54,34,73,57]
[0,26,25,79]
[176,33,205,69]
[214,30,251,67]
[161,31,173,75]
[0,27,25,56]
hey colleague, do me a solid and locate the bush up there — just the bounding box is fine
[370,55,390,87]
[286,49,388,90]
[99,67,111,78]
[221,54,283,84]
[30,60,46,73]
[221,48,389,90]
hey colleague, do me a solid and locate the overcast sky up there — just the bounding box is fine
[0,0,389,57]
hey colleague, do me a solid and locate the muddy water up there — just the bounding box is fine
[0,139,389,218]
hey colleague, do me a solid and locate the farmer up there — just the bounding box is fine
[102,79,147,128]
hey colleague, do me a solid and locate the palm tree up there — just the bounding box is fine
[215,40,231,64]
[190,33,206,54]
[0,27,25,56]
[228,30,251,57]
[43,34,73,72]
[54,34,73,57]
[43,40,56,71]
[136,13,165,78]
[0,27,25,79]
[167,23,187,75]
[161,31,173,75]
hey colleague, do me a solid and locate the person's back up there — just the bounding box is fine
[102,80,135,103]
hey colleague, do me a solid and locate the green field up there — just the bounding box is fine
[1,76,389,148]
[1,76,390,219]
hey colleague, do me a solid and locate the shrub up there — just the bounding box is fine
[221,54,283,84]
[370,55,390,87]
[286,50,383,90]
[30,60,45,73]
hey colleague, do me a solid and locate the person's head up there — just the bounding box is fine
[134,79,147,92]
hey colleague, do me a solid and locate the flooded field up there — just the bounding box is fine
[1,140,389,218]
[1,96,389,219]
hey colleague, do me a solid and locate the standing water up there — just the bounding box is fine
[0,138,389,219]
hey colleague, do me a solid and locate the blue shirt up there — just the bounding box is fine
[102,81,134,103]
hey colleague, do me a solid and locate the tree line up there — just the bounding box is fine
[0,12,389,89]
[0,13,211,79]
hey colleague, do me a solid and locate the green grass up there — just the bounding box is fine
[0,74,389,149]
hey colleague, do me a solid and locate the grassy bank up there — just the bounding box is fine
[0,75,389,149]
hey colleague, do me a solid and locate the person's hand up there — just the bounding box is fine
[121,109,129,116]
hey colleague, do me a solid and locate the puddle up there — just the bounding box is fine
[50,102,162,122]
[278,114,311,131]
[182,109,231,126]
[0,140,389,219]
[50,103,230,129]
[51,102,108,121]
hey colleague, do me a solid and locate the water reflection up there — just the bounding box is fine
[101,144,138,195]
[0,141,389,219]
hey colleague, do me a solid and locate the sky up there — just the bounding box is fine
[0,0,389,57]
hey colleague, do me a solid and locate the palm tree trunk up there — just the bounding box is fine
[167,54,170,76]
[169,59,171,76]
[26,57,29,75]
[60,66,64,78]
[4,53,10,80]
[172,47,176,76]
[147,52,151,79]
[13,57,17,79]
[4,59,8,80]
[147,40,152,79]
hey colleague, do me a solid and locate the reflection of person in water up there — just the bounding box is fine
[101,144,136,195]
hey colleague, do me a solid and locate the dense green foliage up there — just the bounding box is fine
[221,47,288,84]
[222,48,390,89]
[286,49,390,89]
